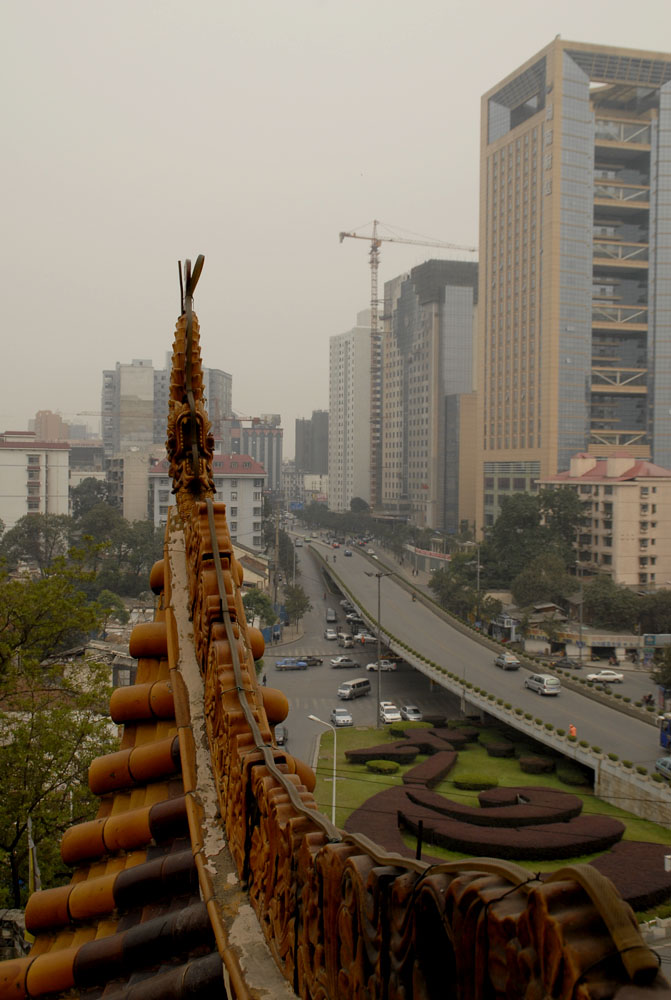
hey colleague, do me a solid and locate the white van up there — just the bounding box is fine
[524,673,561,696]
[337,677,371,700]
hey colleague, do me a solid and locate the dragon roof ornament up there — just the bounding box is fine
[166,255,216,522]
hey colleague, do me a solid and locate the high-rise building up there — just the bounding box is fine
[328,310,371,512]
[477,40,671,531]
[380,261,478,531]
[295,410,329,474]
[0,431,69,529]
[103,360,233,456]
[230,417,283,493]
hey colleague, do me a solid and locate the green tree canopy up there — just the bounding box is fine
[243,589,277,627]
[0,514,72,575]
[0,558,117,906]
[581,575,640,631]
[510,552,575,609]
[70,477,109,519]
[284,584,312,626]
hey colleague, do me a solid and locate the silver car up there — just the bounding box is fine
[400,704,423,721]
[330,707,353,727]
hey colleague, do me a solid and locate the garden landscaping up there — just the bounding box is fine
[311,718,671,912]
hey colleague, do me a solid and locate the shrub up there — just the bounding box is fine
[556,762,591,787]
[623,697,631,703]
[524,712,533,720]
[622,760,633,769]
[591,746,602,754]
[614,692,622,699]
[519,756,555,774]
[646,705,655,713]
[568,734,577,742]
[579,740,589,748]
[607,753,619,761]
[535,718,543,726]
[453,774,499,791]
[515,708,523,716]
[504,703,512,710]
[636,766,648,776]
[544,723,554,732]
[497,698,504,705]
[365,759,400,775]
[652,773,664,783]
[486,742,515,758]
[556,728,565,737]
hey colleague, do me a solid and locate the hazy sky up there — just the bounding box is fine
[2,0,669,456]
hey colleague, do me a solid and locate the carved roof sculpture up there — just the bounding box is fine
[0,257,668,999]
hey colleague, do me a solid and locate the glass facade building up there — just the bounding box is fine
[478,40,671,529]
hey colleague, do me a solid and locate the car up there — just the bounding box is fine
[330,656,357,668]
[344,549,353,556]
[276,657,308,670]
[586,669,624,684]
[305,656,323,666]
[366,549,375,555]
[494,652,520,670]
[524,673,561,696]
[330,707,354,727]
[332,542,340,548]
[346,612,362,622]
[274,723,289,746]
[365,659,396,672]
[400,704,423,721]
[379,702,402,724]
[353,632,377,644]
[655,756,671,781]
[552,656,583,669]
[338,635,354,648]
[324,628,338,640]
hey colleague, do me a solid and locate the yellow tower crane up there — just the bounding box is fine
[338,220,477,509]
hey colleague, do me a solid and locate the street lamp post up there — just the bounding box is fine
[308,715,337,824]
[365,569,391,727]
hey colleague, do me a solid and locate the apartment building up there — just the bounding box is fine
[540,452,671,588]
[328,310,371,512]
[0,431,69,529]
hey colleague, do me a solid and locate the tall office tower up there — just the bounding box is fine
[328,310,371,512]
[380,261,478,531]
[101,360,154,456]
[295,410,329,474]
[478,40,671,530]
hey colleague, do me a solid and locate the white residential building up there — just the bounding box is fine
[149,455,266,549]
[541,453,671,589]
[328,310,371,512]
[0,431,69,529]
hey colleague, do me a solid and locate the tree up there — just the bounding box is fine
[284,585,312,626]
[0,655,116,906]
[243,589,277,627]
[510,553,574,609]
[0,553,102,681]
[96,590,130,634]
[651,647,671,694]
[0,514,72,575]
[428,569,477,619]
[350,497,370,513]
[0,559,117,906]
[581,575,639,631]
[71,477,109,519]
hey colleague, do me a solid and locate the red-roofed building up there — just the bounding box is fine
[540,453,671,588]
[148,454,266,549]
[0,431,70,529]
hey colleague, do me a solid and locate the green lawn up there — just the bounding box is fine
[312,725,670,869]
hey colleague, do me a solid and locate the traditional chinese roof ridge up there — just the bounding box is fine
[547,458,671,482]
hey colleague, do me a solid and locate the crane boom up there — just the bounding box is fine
[339,220,477,508]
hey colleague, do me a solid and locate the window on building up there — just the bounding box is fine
[231,492,237,501]
[230,479,238,487]
[231,521,237,531]
[27,455,40,465]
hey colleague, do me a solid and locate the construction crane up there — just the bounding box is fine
[338,220,477,508]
